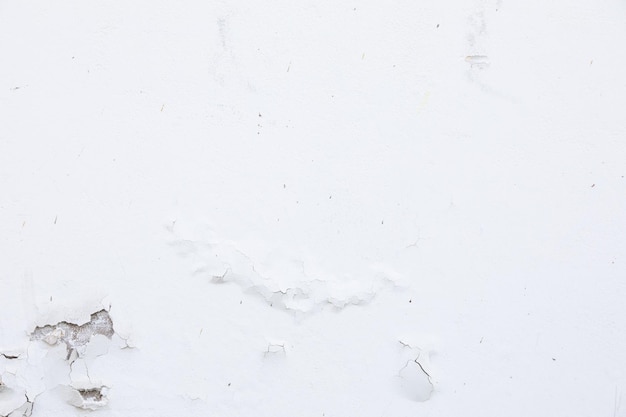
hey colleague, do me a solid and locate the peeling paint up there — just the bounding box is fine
[0,308,126,416]
[1,0,625,415]
[0,391,32,417]
[396,340,434,402]
[0,396,33,417]
[170,228,403,315]
[68,386,109,410]
[30,310,114,361]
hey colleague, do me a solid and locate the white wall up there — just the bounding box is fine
[1,1,626,416]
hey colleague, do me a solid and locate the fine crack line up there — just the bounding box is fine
[0,394,34,417]
[0,353,19,360]
[414,358,431,381]
[264,343,286,357]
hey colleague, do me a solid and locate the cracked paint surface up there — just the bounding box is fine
[68,387,109,410]
[169,225,403,315]
[396,340,434,402]
[1,0,626,416]
[31,310,114,360]
[0,308,126,416]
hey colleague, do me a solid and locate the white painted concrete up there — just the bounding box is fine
[1,1,626,415]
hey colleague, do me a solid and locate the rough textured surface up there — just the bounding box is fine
[170,228,402,315]
[68,387,109,410]
[0,309,124,416]
[1,0,626,416]
[31,310,114,360]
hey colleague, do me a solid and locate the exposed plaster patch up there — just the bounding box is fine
[0,308,127,415]
[68,386,109,410]
[30,310,114,360]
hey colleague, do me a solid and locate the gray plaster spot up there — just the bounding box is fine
[30,310,114,360]
[68,386,109,410]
